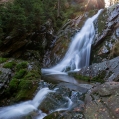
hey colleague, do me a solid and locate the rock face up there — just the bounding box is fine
[92,4,119,63]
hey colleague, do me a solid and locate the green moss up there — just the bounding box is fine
[24,70,40,80]
[74,70,106,83]
[15,80,38,102]
[9,78,19,92]
[19,80,32,90]
[14,69,27,79]
[3,61,16,68]
[16,62,28,71]
[0,57,7,63]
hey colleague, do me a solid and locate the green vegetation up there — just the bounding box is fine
[74,70,106,83]
[14,69,27,79]
[16,62,28,71]
[9,78,19,92]
[2,60,41,102]
[0,0,84,41]
[24,70,40,80]
[3,61,16,68]
[0,57,7,63]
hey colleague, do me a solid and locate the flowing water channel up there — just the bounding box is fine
[0,10,102,119]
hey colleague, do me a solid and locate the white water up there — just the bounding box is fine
[54,97,73,112]
[42,10,103,75]
[0,88,53,119]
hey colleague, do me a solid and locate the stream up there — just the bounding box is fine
[0,10,102,119]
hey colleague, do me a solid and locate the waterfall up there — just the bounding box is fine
[42,9,103,75]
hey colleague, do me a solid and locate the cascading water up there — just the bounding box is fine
[0,87,73,119]
[42,10,103,75]
[0,88,53,119]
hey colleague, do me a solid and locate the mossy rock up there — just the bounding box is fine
[16,61,28,71]
[19,80,33,89]
[5,78,19,96]
[14,69,27,79]
[24,70,40,80]
[74,70,106,83]
[1,60,40,104]
[15,80,38,102]
[0,57,7,63]
[3,61,16,68]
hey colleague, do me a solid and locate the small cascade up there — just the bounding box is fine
[42,9,103,75]
[0,88,74,119]
[0,88,53,119]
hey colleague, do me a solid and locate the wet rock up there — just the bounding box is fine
[35,81,85,119]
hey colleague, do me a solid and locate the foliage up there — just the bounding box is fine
[0,0,84,40]
[3,61,16,68]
